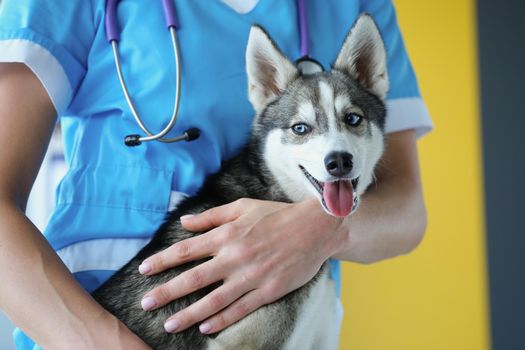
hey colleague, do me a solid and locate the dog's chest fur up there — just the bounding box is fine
[208,268,339,350]
[92,14,388,350]
[92,148,338,349]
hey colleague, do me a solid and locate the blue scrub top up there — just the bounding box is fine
[0,1,429,349]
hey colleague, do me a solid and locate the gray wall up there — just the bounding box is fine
[478,0,525,349]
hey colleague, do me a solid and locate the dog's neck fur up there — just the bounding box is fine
[205,138,291,204]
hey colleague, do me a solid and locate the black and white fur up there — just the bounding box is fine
[93,14,388,350]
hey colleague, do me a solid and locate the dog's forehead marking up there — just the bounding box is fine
[334,95,351,115]
[318,80,335,120]
[319,78,354,133]
[297,101,316,125]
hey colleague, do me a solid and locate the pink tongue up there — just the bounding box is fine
[323,181,354,217]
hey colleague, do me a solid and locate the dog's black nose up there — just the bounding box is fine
[324,152,353,177]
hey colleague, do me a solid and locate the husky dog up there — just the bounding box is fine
[93,14,389,350]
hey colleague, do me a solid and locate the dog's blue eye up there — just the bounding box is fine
[291,123,312,135]
[345,113,363,127]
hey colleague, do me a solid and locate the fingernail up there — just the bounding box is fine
[199,322,212,334]
[180,214,194,222]
[141,297,157,311]
[164,319,180,333]
[138,262,152,274]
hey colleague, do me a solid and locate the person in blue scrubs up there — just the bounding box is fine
[0,0,432,349]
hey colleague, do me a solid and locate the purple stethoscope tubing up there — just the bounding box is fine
[295,0,324,74]
[104,0,120,42]
[105,0,179,42]
[296,0,309,57]
[105,0,320,146]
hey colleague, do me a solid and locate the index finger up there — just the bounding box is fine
[180,199,247,232]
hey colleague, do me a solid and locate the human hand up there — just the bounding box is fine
[138,198,344,334]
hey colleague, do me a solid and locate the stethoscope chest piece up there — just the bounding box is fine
[296,56,324,75]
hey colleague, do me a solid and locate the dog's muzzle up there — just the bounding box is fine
[299,165,359,217]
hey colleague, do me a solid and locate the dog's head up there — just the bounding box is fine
[246,15,388,217]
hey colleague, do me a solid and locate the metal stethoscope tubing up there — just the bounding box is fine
[106,0,199,147]
[111,27,196,145]
[105,0,322,147]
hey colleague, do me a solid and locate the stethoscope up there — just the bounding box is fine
[105,0,323,147]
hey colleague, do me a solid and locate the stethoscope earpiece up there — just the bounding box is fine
[185,128,201,141]
[124,134,142,147]
[124,128,201,147]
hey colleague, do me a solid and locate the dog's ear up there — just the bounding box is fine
[333,14,389,100]
[246,25,299,113]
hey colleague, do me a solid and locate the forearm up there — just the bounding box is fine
[331,130,427,263]
[0,63,149,349]
[331,176,426,263]
[0,200,147,349]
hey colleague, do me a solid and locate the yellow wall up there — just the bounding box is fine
[339,1,490,349]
